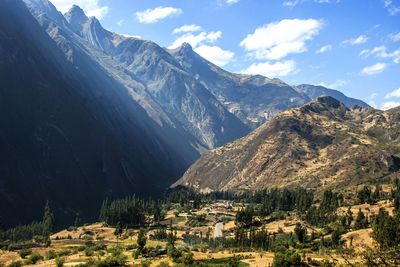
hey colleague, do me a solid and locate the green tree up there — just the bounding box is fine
[137,228,147,253]
[272,249,301,267]
[294,223,307,243]
[43,201,54,236]
[355,208,368,229]
[331,228,342,247]
[357,186,372,204]
[372,208,400,249]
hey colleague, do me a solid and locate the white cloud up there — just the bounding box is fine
[283,0,302,7]
[384,88,400,99]
[194,45,234,66]
[383,0,400,15]
[169,31,222,49]
[381,101,400,110]
[359,46,400,63]
[283,0,332,7]
[367,92,379,108]
[360,62,387,75]
[49,0,109,19]
[224,0,240,5]
[240,19,323,60]
[116,19,124,26]
[369,92,379,100]
[318,79,347,89]
[359,49,370,57]
[170,29,234,67]
[241,60,296,78]
[316,44,332,53]
[389,32,400,42]
[343,35,368,45]
[120,33,142,39]
[173,24,203,34]
[136,6,182,24]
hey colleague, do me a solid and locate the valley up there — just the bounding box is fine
[0,0,399,266]
[0,181,399,266]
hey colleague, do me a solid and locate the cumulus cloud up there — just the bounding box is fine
[366,92,379,108]
[385,88,400,99]
[359,46,400,63]
[50,0,109,19]
[240,19,323,60]
[224,0,240,5]
[170,28,235,67]
[343,35,368,45]
[360,62,387,75]
[194,45,234,66]
[241,60,296,78]
[316,44,332,54]
[283,0,332,7]
[136,6,182,24]
[381,101,400,110]
[383,0,400,15]
[318,79,348,89]
[389,32,400,42]
[169,31,222,49]
[173,24,203,34]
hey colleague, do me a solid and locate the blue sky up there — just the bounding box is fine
[49,0,400,110]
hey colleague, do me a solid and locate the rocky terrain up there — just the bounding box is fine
[174,97,400,192]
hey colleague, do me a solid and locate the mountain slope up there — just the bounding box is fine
[0,0,194,227]
[173,97,400,192]
[168,44,370,129]
[168,43,306,128]
[59,4,250,149]
[295,84,370,108]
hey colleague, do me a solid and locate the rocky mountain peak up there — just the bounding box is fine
[64,4,88,32]
[180,42,193,52]
[169,42,195,58]
[298,96,348,119]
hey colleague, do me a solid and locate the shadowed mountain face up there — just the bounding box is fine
[173,97,400,193]
[0,0,195,227]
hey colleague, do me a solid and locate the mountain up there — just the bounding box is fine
[0,0,197,227]
[60,4,250,149]
[173,97,400,193]
[169,44,370,129]
[295,84,370,109]
[0,0,372,227]
[168,44,306,129]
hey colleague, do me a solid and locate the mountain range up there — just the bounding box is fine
[0,0,371,227]
[174,96,400,193]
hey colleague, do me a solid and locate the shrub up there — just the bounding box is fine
[7,262,23,267]
[156,262,170,267]
[272,249,301,267]
[47,250,57,260]
[18,248,32,259]
[26,253,44,265]
[55,257,65,267]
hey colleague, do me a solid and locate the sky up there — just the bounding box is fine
[48,0,400,110]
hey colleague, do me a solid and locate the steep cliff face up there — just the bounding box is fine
[59,5,250,149]
[169,44,307,129]
[0,0,191,227]
[169,45,370,130]
[173,97,400,193]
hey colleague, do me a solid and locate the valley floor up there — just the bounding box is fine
[0,198,394,267]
